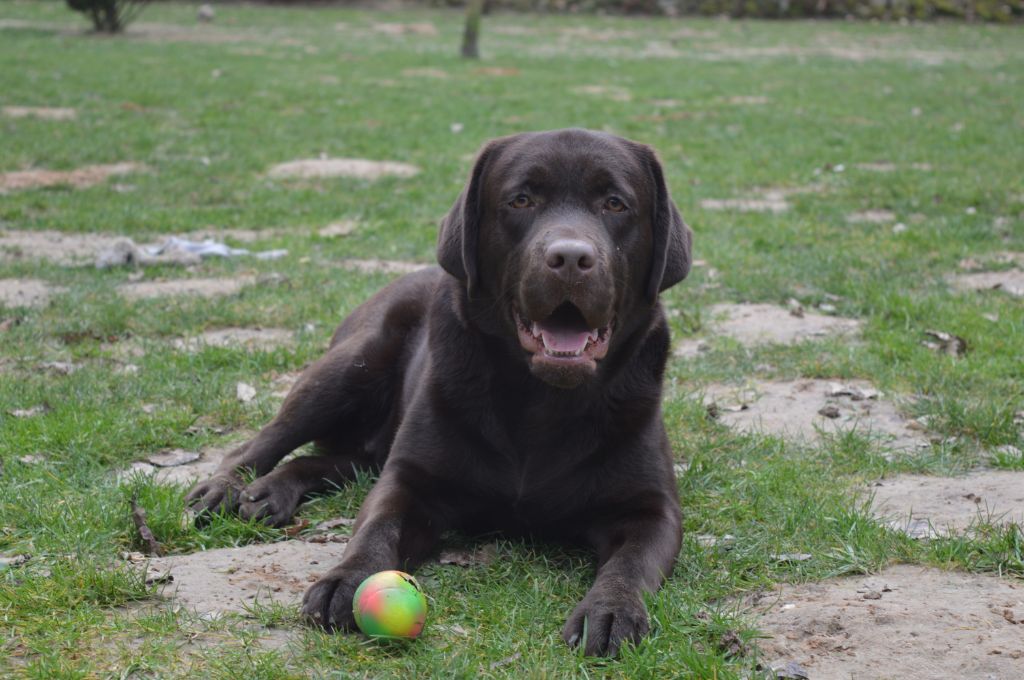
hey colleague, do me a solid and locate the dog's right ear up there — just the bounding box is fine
[437,139,506,297]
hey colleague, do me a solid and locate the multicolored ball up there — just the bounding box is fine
[352,570,428,639]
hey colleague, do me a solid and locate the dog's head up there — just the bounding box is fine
[438,129,693,389]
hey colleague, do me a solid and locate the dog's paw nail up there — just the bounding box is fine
[246,494,256,501]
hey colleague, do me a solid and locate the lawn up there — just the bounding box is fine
[1,1,1023,677]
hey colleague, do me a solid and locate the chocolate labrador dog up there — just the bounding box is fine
[185,128,693,656]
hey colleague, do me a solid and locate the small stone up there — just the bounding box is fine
[10,406,46,418]
[818,404,841,419]
[769,659,809,679]
[236,382,257,403]
[863,590,883,600]
[197,3,215,22]
[786,298,805,318]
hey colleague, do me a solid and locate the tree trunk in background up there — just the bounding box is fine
[461,0,484,59]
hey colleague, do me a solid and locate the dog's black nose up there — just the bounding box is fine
[545,239,596,274]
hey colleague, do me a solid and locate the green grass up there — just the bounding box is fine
[1,1,1023,676]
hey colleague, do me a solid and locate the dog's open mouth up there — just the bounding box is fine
[515,303,612,363]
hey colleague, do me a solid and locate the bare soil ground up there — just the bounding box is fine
[751,565,1024,680]
[148,540,347,614]
[172,328,295,353]
[267,158,420,181]
[0,230,125,265]
[701,379,928,452]
[952,270,1024,297]
[121,442,238,485]
[0,162,146,193]
[866,471,1024,533]
[2,106,76,120]
[675,303,861,357]
[117,276,255,300]
[338,259,431,275]
[0,278,64,308]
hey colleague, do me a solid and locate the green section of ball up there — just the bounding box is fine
[352,570,428,639]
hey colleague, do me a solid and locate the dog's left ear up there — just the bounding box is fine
[638,145,693,301]
[437,138,508,297]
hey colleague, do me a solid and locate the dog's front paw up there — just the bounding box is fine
[184,475,244,524]
[562,588,650,657]
[301,567,367,631]
[238,477,300,528]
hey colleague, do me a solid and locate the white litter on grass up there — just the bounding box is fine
[96,237,286,269]
[236,382,257,403]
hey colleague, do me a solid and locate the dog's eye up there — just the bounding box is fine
[604,197,627,213]
[509,194,533,209]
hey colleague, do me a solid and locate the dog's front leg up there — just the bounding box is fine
[562,500,681,657]
[301,465,442,631]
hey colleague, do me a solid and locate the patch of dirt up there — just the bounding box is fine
[571,85,633,102]
[719,95,769,105]
[317,221,357,238]
[958,252,1024,271]
[0,230,124,265]
[854,162,933,172]
[700,197,789,213]
[401,67,449,79]
[751,565,1024,680]
[0,278,64,308]
[675,303,861,355]
[0,229,283,266]
[473,67,520,77]
[371,22,438,37]
[847,209,896,224]
[700,186,819,214]
[2,106,76,120]
[267,158,419,181]
[952,270,1024,297]
[121,442,237,485]
[867,471,1024,533]
[699,45,965,66]
[339,259,431,276]
[0,162,146,193]
[117,276,255,300]
[186,228,286,243]
[122,22,252,44]
[172,328,295,353]
[148,540,347,614]
[701,379,927,452]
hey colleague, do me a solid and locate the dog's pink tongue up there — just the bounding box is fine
[539,327,591,353]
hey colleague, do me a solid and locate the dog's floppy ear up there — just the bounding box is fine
[437,139,506,296]
[639,144,693,301]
